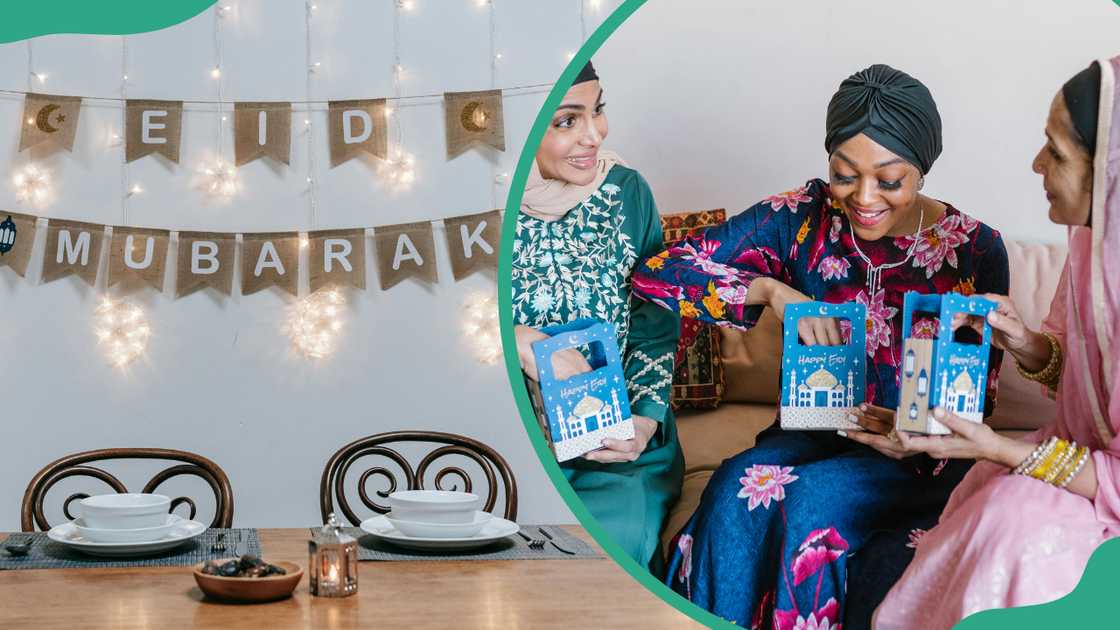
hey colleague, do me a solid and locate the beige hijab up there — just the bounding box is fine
[520,150,627,221]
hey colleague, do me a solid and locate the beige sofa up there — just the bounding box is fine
[660,240,1070,556]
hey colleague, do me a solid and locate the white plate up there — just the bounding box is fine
[360,514,519,551]
[385,510,492,539]
[74,514,182,544]
[48,518,206,557]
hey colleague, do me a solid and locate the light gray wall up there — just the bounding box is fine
[0,1,623,531]
[597,0,1120,244]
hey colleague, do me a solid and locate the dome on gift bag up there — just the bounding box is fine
[806,368,839,389]
[952,370,974,393]
[573,395,605,418]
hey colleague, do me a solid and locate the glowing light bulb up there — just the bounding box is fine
[93,298,152,368]
[288,289,348,359]
[211,67,222,79]
[462,291,501,364]
[12,164,51,208]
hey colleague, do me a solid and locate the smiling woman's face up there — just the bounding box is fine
[1032,91,1093,227]
[536,80,608,185]
[828,133,925,241]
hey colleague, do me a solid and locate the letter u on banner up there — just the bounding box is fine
[373,221,437,290]
[443,210,501,280]
[108,227,170,290]
[41,219,105,286]
[177,231,235,298]
[309,229,366,292]
[125,99,183,163]
[241,232,299,296]
[328,99,388,166]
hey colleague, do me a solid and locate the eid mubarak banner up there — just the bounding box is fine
[0,211,500,297]
[16,92,505,165]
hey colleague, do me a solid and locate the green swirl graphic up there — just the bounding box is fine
[0,1,215,43]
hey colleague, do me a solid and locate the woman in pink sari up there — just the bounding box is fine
[872,55,1120,629]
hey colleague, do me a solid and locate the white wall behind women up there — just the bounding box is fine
[0,0,622,530]
[597,0,1120,244]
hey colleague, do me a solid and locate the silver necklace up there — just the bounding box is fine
[848,198,925,297]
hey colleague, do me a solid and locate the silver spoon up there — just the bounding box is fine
[4,535,33,556]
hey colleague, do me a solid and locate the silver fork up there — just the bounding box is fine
[517,531,545,550]
[210,532,227,553]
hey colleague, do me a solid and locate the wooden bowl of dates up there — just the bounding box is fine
[193,555,303,603]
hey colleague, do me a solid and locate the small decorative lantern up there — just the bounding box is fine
[0,215,16,255]
[308,513,358,597]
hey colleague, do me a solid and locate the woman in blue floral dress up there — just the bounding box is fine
[512,62,683,572]
[632,65,1009,628]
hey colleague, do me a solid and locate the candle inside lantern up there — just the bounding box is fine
[309,513,358,597]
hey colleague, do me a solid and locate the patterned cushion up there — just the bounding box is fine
[659,210,728,410]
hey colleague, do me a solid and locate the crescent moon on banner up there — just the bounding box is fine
[35,104,60,133]
[460,101,488,132]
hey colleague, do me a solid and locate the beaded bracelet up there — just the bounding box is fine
[1044,441,1078,485]
[1057,446,1091,489]
[1012,436,1057,475]
[1016,331,1063,391]
[1029,439,1068,480]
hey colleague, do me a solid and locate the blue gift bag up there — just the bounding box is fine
[523,319,634,462]
[780,301,867,430]
[897,292,995,434]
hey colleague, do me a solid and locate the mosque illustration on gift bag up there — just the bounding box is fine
[552,389,625,441]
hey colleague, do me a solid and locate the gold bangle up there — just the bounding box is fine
[1044,441,1078,485]
[1016,332,1063,390]
[1029,439,1069,480]
[1013,437,1054,475]
[1058,447,1091,488]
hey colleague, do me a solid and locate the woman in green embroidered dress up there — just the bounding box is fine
[512,62,683,573]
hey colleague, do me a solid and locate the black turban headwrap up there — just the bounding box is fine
[574,61,598,85]
[1062,61,1101,155]
[825,64,943,174]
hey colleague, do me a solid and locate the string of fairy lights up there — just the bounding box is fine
[6,0,606,368]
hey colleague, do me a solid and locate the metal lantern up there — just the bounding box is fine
[0,215,15,255]
[308,513,358,597]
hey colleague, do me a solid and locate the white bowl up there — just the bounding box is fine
[78,493,171,530]
[74,514,180,543]
[385,511,492,539]
[387,491,480,524]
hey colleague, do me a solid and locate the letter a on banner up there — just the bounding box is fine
[241,232,299,296]
[328,99,388,166]
[374,222,437,290]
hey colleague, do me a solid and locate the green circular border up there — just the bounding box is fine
[496,1,1120,628]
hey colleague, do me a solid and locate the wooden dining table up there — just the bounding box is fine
[0,526,700,629]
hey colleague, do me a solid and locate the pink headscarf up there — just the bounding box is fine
[1050,55,1120,532]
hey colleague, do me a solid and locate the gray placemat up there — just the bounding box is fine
[326,524,602,561]
[0,528,261,571]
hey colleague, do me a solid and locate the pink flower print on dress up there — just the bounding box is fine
[896,213,971,278]
[734,246,784,277]
[737,464,799,511]
[829,216,843,243]
[677,534,693,588]
[765,185,813,212]
[906,528,928,549]
[791,528,850,586]
[910,317,939,340]
[856,289,898,357]
[681,240,738,277]
[716,283,750,305]
[775,598,840,630]
[819,256,851,281]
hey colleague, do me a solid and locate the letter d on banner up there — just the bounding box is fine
[328,99,388,166]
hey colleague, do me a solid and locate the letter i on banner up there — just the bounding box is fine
[328,99,388,166]
[177,232,235,298]
[241,232,299,296]
[309,229,366,292]
[443,210,501,280]
[109,227,170,291]
[0,212,39,277]
[41,219,105,285]
[373,222,437,290]
[125,99,183,163]
[235,102,292,166]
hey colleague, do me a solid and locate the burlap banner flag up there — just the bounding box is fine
[328,99,388,167]
[126,99,183,163]
[241,232,299,296]
[108,227,170,291]
[444,89,505,159]
[374,221,437,290]
[235,102,292,166]
[42,219,104,286]
[444,210,501,280]
[0,212,38,277]
[177,231,236,298]
[309,229,366,293]
[19,93,81,152]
